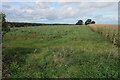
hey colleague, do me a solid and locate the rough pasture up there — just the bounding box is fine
[2,25,118,78]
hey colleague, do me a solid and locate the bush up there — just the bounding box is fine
[0,12,10,38]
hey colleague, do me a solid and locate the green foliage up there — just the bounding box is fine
[91,21,95,24]
[2,25,118,78]
[76,20,83,25]
[0,13,10,37]
[9,62,22,74]
[85,19,92,25]
[85,19,96,25]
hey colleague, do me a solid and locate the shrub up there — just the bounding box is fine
[0,12,10,38]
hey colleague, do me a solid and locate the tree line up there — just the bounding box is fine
[76,19,95,25]
[7,22,73,28]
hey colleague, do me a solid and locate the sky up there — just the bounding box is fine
[0,0,119,24]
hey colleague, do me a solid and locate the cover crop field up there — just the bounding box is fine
[2,25,118,78]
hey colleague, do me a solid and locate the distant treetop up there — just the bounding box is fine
[85,19,96,25]
[76,20,83,25]
[76,19,95,25]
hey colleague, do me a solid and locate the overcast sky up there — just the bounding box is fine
[1,0,119,24]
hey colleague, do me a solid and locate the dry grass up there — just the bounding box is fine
[89,24,119,47]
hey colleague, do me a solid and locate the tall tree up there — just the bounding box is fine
[91,21,96,24]
[76,20,83,25]
[85,19,92,25]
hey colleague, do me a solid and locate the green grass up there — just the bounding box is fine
[2,25,118,78]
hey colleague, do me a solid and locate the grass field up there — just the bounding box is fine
[2,25,118,78]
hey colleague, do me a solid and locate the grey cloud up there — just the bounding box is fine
[78,2,114,9]
[93,15,117,24]
[2,4,11,9]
